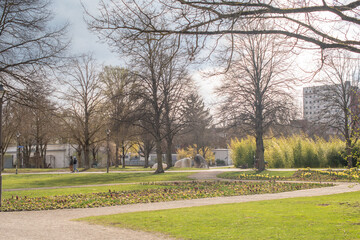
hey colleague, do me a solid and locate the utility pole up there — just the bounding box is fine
[106,129,111,173]
[0,85,7,210]
[16,132,21,175]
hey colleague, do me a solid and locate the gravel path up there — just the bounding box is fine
[1,171,360,240]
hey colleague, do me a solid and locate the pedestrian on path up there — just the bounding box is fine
[69,156,74,172]
[73,156,79,172]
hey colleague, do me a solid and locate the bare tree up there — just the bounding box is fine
[7,86,58,168]
[88,1,195,172]
[135,124,155,168]
[0,0,68,91]
[60,55,105,169]
[100,66,140,168]
[217,33,294,171]
[316,51,360,167]
[0,99,18,169]
[86,0,360,54]
[161,58,191,168]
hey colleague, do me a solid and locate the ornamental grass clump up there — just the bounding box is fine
[1,181,330,212]
[230,134,346,168]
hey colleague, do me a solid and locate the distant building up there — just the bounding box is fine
[213,149,232,166]
[303,82,351,122]
[5,144,76,168]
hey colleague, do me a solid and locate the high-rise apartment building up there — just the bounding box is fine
[303,82,351,122]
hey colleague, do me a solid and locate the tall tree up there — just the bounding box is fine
[183,92,212,158]
[0,0,68,91]
[9,86,57,168]
[61,55,105,169]
[318,51,360,167]
[217,33,294,171]
[100,66,139,168]
[88,7,191,172]
[87,0,360,54]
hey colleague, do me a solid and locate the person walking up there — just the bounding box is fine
[69,156,74,172]
[73,156,79,172]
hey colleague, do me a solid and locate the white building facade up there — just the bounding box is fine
[303,82,350,122]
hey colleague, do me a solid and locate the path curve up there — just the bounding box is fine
[1,171,360,240]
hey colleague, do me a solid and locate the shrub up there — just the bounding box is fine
[229,137,255,168]
[215,159,226,166]
[230,134,347,168]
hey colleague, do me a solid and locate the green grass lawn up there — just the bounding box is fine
[80,190,360,240]
[2,166,155,173]
[2,166,209,173]
[2,172,194,189]
[2,168,71,173]
[84,166,154,172]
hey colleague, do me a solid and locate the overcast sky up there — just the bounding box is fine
[52,0,122,66]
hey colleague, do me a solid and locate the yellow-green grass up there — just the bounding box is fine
[3,184,167,198]
[218,170,296,179]
[80,190,360,240]
[2,172,194,189]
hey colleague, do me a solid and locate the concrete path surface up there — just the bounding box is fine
[1,172,359,240]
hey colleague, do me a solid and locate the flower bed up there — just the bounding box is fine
[220,173,288,181]
[294,168,360,181]
[1,181,331,212]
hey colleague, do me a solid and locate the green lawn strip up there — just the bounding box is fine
[79,190,360,240]
[2,184,167,198]
[3,168,71,173]
[3,166,155,173]
[84,166,154,172]
[1,181,329,211]
[167,167,207,171]
[2,172,193,189]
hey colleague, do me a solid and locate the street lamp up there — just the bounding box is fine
[106,129,111,174]
[16,132,21,175]
[0,84,7,210]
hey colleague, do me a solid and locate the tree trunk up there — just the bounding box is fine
[255,135,265,171]
[84,143,90,169]
[75,146,82,167]
[155,140,164,173]
[165,137,172,168]
[344,110,353,168]
[346,140,352,168]
[144,152,149,168]
[255,101,265,171]
[122,144,126,168]
[115,141,120,168]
